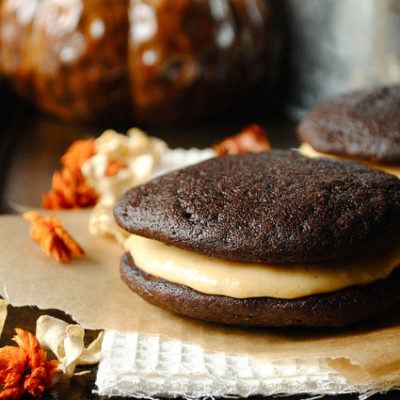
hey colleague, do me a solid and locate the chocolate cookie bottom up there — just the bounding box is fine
[120,252,400,327]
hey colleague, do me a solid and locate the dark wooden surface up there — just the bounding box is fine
[0,85,399,399]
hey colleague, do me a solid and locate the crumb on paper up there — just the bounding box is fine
[0,300,7,340]
[0,328,60,399]
[23,212,84,263]
[36,315,104,377]
[212,124,271,156]
[43,138,98,209]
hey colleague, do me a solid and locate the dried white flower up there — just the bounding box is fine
[0,299,8,339]
[36,315,104,376]
[82,127,215,241]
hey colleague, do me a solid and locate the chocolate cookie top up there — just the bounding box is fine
[298,85,400,163]
[114,150,400,264]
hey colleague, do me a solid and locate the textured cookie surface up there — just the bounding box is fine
[298,85,400,163]
[120,252,400,327]
[114,150,400,264]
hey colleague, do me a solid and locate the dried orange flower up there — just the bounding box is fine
[43,138,98,209]
[105,159,127,177]
[42,168,98,210]
[213,124,271,156]
[23,212,84,263]
[0,328,60,399]
[61,138,96,172]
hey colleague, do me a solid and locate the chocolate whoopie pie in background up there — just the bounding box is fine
[298,85,400,178]
[114,150,400,327]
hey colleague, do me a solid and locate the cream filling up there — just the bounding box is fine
[124,234,400,299]
[299,143,400,178]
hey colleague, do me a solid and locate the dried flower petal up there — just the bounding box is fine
[36,316,103,377]
[43,138,98,209]
[23,212,84,263]
[212,124,271,156]
[105,160,127,177]
[61,139,96,172]
[42,167,98,210]
[0,329,60,399]
[88,202,129,244]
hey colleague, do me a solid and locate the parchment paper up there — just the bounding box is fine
[0,211,399,387]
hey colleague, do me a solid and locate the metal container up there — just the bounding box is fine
[284,0,400,119]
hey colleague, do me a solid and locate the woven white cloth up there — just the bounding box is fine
[95,331,388,399]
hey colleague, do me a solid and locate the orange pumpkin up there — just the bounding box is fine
[0,0,281,123]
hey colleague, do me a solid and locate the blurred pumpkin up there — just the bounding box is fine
[0,0,281,123]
